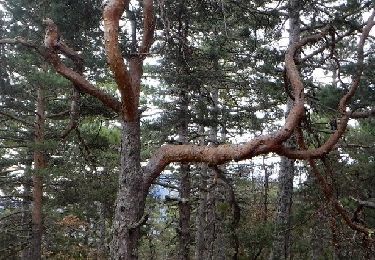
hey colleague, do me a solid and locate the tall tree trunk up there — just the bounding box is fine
[110,119,145,260]
[30,85,46,260]
[195,179,207,259]
[195,86,240,259]
[178,163,191,259]
[195,125,210,260]
[310,210,326,260]
[205,175,216,260]
[270,1,300,259]
[97,201,107,258]
[21,157,32,260]
[270,151,295,260]
[263,156,269,222]
[177,91,191,260]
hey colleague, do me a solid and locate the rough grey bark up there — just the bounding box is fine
[195,87,239,260]
[195,125,213,260]
[263,156,270,222]
[21,159,32,260]
[270,153,295,260]
[209,88,220,260]
[177,90,191,260]
[310,211,326,260]
[195,130,208,259]
[97,201,107,258]
[195,179,207,259]
[270,1,300,259]
[178,163,191,259]
[210,87,232,260]
[30,84,46,260]
[110,118,145,260]
[195,87,223,259]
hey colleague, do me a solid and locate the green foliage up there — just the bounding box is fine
[316,84,343,112]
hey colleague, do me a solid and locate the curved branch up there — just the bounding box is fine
[276,10,375,160]
[0,37,39,49]
[60,86,80,139]
[45,52,122,113]
[143,25,333,190]
[338,10,375,115]
[0,37,122,113]
[140,0,155,55]
[103,0,137,121]
[295,127,374,237]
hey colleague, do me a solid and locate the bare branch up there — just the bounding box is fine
[45,51,122,113]
[60,87,80,139]
[338,9,375,115]
[350,108,375,119]
[0,37,38,48]
[0,110,33,127]
[351,197,375,209]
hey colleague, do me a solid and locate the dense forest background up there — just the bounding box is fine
[0,0,374,259]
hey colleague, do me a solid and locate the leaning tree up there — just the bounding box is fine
[1,0,375,259]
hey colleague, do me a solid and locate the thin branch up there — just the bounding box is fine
[60,38,84,140]
[350,108,375,118]
[295,127,374,237]
[154,181,179,191]
[0,110,33,127]
[351,197,375,209]
[60,86,80,139]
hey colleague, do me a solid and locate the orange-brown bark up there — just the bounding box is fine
[103,0,155,122]
[143,27,332,189]
[103,0,136,121]
[276,10,375,160]
[47,52,122,113]
[295,127,374,237]
[1,4,375,258]
[0,37,122,113]
[140,0,155,55]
